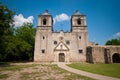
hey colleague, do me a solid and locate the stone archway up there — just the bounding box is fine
[59,53,65,62]
[112,53,120,63]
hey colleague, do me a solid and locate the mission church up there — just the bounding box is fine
[34,10,120,63]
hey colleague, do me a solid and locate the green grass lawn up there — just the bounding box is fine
[67,63,120,78]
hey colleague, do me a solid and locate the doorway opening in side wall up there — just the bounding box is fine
[59,53,65,62]
[112,53,120,63]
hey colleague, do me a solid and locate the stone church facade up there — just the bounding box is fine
[34,10,120,63]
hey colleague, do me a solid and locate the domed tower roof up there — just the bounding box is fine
[75,10,81,15]
[43,10,50,15]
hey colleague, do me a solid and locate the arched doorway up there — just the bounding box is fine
[112,53,120,63]
[59,53,65,62]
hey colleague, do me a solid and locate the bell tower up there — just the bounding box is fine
[71,10,87,32]
[38,10,53,32]
[71,10,88,55]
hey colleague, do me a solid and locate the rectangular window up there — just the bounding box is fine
[43,36,45,39]
[79,36,81,39]
[41,49,45,53]
[78,49,83,54]
[54,41,57,45]
[66,40,70,45]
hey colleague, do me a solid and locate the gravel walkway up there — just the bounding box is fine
[57,62,120,80]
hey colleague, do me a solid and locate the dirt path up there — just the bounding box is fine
[0,62,93,80]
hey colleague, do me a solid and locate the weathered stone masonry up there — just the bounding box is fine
[34,10,120,63]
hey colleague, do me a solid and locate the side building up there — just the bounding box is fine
[87,46,120,63]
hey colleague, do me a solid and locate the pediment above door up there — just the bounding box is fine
[54,41,69,51]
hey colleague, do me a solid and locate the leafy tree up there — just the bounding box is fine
[5,36,32,61]
[105,38,120,45]
[5,23,36,61]
[0,2,36,61]
[15,23,36,61]
[0,2,15,61]
[15,23,35,47]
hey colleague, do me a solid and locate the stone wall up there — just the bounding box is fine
[86,46,120,63]
[34,29,88,62]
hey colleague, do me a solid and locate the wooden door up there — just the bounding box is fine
[59,53,65,62]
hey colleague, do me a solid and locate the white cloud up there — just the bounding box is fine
[114,32,120,38]
[13,14,34,27]
[53,13,70,24]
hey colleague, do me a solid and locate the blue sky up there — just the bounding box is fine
[1,0,120,45]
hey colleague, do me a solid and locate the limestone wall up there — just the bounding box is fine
[34,29,88,62]
[87,46,120,63]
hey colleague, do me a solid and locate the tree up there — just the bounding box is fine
[5,23,36,61]
[0,2,15,61]
[0,2,36,61]
[15,23,36,61]
[0,2,14,36]
[105,38,120,45]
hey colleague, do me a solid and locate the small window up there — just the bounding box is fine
[77,18,81,25]
[54,41,57,45]
[78,49,83,54]
[43,36,45,39]
[42,49,45,53]
[79,36,81,39]
[43,19,47,25]
[66,41,70,45]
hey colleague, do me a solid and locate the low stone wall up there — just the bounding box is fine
[86,45,120,63]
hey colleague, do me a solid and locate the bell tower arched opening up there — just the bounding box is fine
[43,18,47,25]
[77,18,81,25]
